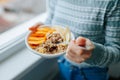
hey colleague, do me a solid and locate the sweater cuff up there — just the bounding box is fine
[85,42,105,66]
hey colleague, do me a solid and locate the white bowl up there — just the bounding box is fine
[25,25,75,58]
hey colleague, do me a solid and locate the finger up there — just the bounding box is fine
[67,50,76,58]
[83,52,92,59]
[76,37,86,46]
[35,23,44,27]
[66,47,76,58]
[86,39,95,51]
[68,40,80,54]
[66,53,75,62]
[66,53,85,63]
[67,47,86,62]
[69,41,85,55]
[68,40,88,58]
[69,40,76,46]
[77,48,86,56]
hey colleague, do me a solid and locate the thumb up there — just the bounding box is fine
[75,37,86,47]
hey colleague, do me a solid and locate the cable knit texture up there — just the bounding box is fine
[45,0,120,67]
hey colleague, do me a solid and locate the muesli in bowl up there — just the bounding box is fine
[25,24,74,58]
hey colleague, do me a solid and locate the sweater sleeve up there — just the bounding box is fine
[86,0,120,67]
[45,0,57,24]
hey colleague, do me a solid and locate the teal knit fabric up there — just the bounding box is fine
[45,0,120,67]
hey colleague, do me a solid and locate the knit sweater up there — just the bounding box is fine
[45,0,120,67]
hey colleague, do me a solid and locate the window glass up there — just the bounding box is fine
[0,0,46,33]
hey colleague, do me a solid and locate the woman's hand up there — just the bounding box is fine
[66,37,94,63]
[29,22,44,32]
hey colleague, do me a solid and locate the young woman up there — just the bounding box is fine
[45,0,120,80]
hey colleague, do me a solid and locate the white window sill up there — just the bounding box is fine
[0,47,44,80]
[0,46,58,80]
[0,43,58,80]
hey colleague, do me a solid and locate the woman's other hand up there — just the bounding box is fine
[66,37,94,63]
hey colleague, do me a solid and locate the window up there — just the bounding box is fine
[0,0,47,61]
[0,0,46,33]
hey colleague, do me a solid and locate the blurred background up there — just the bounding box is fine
[0,0,120,80]
[0,0,46,33]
